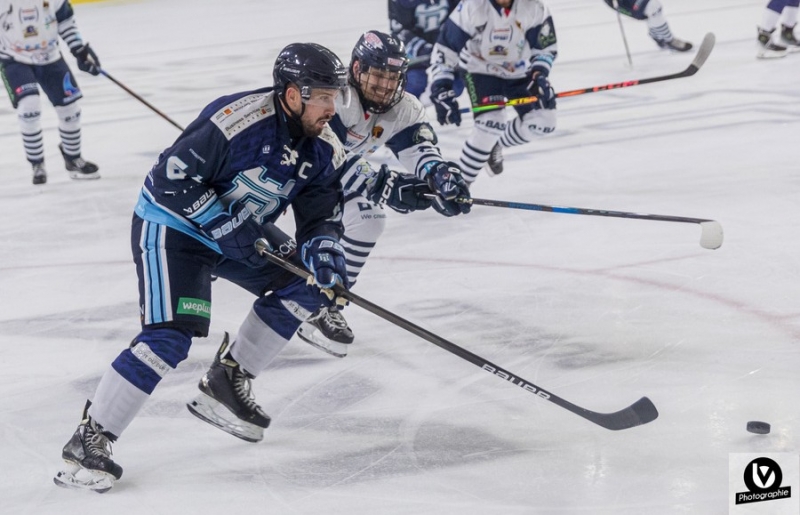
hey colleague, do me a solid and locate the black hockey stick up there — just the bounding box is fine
[463,32,716,114]
[99,69,186,132]
[459,196,724,250]
[255,238,658,431]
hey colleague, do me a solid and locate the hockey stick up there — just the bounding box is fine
[255,238,658,431]
[464,32,715,114]
[99,69,186,132]
[612,0,634,68]
[458,197,723,250]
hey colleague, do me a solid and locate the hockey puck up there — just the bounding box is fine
[746,421,770,434]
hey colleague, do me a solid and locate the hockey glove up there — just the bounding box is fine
[369,165,433,214]
[425,161,471,217]
[301,236,349,307]
[201,203,269,268]
[527,73,556,110]
[72,44,101,76]
[260,223,297,259]
[430,79,461,126]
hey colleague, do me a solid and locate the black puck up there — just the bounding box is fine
[746,421,770,434]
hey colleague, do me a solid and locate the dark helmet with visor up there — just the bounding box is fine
[350,31,409,114]
[273,42,349,106]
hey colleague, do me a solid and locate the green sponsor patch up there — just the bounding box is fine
[177,297,211,319]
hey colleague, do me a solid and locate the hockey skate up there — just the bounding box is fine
[655,37,693,52]
[297,306,354,358]
[53,400,123,493]
[187,333,271,443]
[32,162,47,185]
[487,142,504,176]
[59,144,100,180]
[757,28,788,59]
[781,24,800,51]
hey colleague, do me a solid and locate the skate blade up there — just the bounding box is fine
[53,463,115,493]
[296,327,348,358]
[186,394,265,443]
[68,171,101,180]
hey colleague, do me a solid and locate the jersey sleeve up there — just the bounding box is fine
[525,4,558,76]
[55,0,85,52]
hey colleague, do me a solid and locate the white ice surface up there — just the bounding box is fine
[1,0,799,513]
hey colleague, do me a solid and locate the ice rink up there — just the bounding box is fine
[1,0,799,513]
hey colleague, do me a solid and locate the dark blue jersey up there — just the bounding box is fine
[389,0,457,45]
[134,87,346,253]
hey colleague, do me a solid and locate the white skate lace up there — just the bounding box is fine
[233,372,259,411]
[325,309,349,329]
[86,430,113,459]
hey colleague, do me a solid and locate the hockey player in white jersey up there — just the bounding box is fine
[296,30,471,357]
[0,0,101,184]
[602,0,693,52]
[429,0,558,182]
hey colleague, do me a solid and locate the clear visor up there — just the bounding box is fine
[301,86,351,111]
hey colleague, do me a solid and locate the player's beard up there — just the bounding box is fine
[302,115,331,137]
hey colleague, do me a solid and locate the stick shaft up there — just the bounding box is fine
[255,240,658,430]
[100,69,185,132]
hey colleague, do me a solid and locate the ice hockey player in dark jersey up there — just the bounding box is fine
[53,42,351,493]
[0,0,102,184]
[294,30,471,358]
[388,0,463,100]
[602,0,692,52]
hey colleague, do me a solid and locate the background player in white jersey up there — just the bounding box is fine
[388,0,463,101]
[54,43,352,492]
[602,0,692,52]
[756,0,800,58]
[295,30,471,357]
[0,0,101,184]
[429,0,558,183]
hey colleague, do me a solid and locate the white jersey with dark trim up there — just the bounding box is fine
[0,0,83,65]
[432,0,557,80]
[332,85,445,197]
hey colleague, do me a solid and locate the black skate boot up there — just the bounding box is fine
[655,37,693,52]
[781,24,800,50]
[59,144,100,180]
[487,142,504,176]
[757,28,788,59]
[187,333,271,442]
[297,306,354,358]
[53,400,122,493]
[32,161,47,185]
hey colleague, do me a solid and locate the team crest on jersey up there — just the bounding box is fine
[23,25,37,37]
[489,45,508,56]
[371,126,384,139]
[412,122,437,145]
[538,19,556,47]
[280,145,299,166]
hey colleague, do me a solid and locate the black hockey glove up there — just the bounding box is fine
[430,79,461,126]
[369,165,433,214]
[201,203,269,268]
[301,236,349,307]
[425,161,471,217]
[527,73,556,110]
[72,43,101,76]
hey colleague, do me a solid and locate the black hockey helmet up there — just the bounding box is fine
[273,43,348,101]
[350,31,409,114]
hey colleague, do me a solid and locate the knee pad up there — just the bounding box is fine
[16,94,41,133]
[111,327,193,394]
[54,101,82,131]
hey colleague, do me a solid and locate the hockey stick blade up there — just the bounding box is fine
[699,220,723,250]
[256,239,658,431]
[467,32,716,113]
